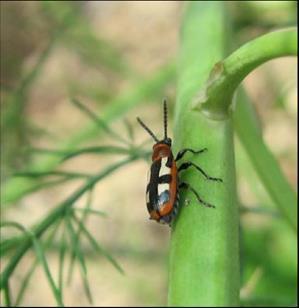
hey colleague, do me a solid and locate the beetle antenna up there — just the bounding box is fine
[137,117,159,143]
[163,98,168,139]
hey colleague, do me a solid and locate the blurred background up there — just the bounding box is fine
[0,1,297,306]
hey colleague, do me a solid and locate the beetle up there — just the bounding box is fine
[137,99,222,226]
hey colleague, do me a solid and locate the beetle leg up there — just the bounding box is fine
[175,148,207,162]
[179,182,215,208]
[178,161,223,182]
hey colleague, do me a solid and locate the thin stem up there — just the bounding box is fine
[0,222,63,306]
[14,171,91,179]
[29,145,129,158]
[67,189,93,284]
[71,213,124,274]
[15,221,62,306]
[70,98,129,145]
[4,282,11,307]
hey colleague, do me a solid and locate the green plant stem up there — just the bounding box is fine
[3,282,11,307]
[1,222,63,306]
[15,221,62,306]
[27,145,130,161]
[193,27,297,119]
[14,171,90,179]
[66,189,93,283]
[70,98,128,145]
[58,225,66,299]
[71,212,123,274]
[169,2,239,306]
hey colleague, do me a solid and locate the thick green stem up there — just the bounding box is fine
[169,2,297,305]
[168,2,239,306]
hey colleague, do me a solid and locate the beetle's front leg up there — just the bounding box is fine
[175,148,207,162]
